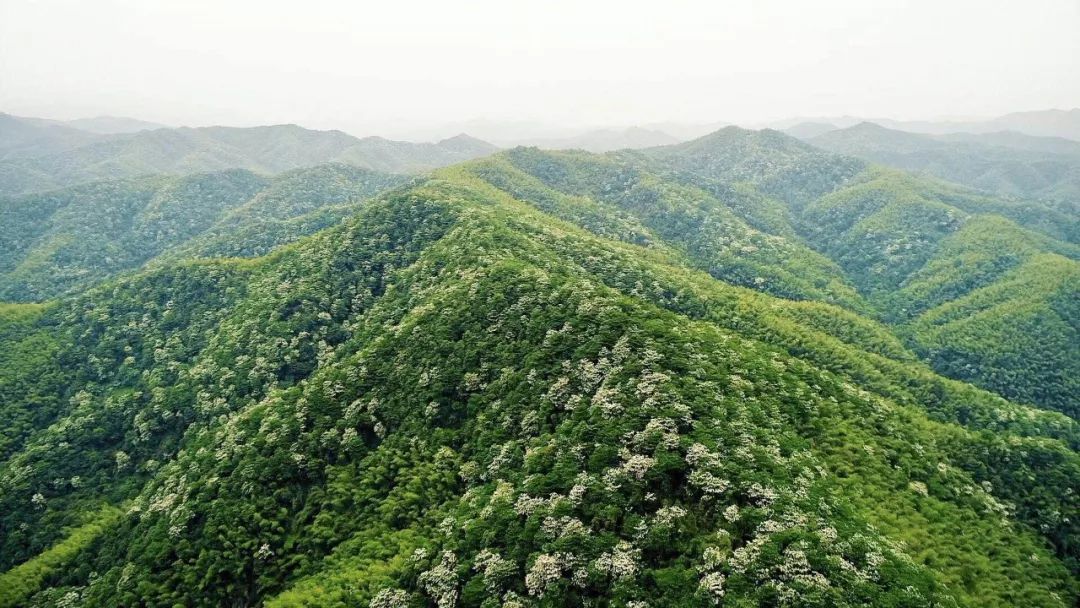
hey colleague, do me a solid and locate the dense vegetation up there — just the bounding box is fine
[0,125,1076,607]
[636,130,1079,415]
[455,130,1079,416]
[808,122,1080,213]
[0,164,409,301]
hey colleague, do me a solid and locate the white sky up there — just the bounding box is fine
[2,0,1078,137]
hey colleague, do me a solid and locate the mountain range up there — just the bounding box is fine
[0,114,497,197]
[0,115,1077,607]
[56,116,170,135]
[769,108,1080,141]
[805,122,1080,211]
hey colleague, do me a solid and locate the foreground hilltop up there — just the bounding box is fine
[0,126,1077,607]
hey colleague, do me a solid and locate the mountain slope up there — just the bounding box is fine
[0,157,1077,607]
[908,253,1079,417]
[888,214,1079,318]
[5,125,1073,415]
[646,126,868,208]
[0,164,408,300]
[635,128,1078,414]
[475,148,870,311]
[808,122,1080,210]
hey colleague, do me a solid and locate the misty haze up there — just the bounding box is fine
[0,1,1078,607]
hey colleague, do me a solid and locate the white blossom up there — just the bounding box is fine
[417,551,459,607]
[689,470,730,495]
[699,571,726,603]
[255,543,273,560]
[370,588,411,608]
[525,553,563,598]
[593,541,640,581]
[621,454,656,480]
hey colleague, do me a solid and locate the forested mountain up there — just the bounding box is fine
[0,164,409,301]
[639,128,1078,414]
[0,122,496,197]
[807,122,1080,210]
[0,125,1077,607]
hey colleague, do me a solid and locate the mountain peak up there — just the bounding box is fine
[811,121,931,147]
[435,133,498,154]
[849,121,890,131]
[674,124,815,154]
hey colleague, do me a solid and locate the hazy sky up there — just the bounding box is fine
[2,0,1078,138]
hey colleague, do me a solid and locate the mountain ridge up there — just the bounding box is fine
[766,108,1080,140]
[0,121,1077,607]
[0,118,498,196]
[808,122,1080,210]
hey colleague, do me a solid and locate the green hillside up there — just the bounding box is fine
[908,254,1079,417]
[0,164,408,301]
[471,148,868,311]
[0,125,1077,607]
[888,215,1079,318]
[2,126,1075,412]
[631,130,1078,414]
[808,122,1080,213]
[0,149,1077,607]
[645,126,867,208]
